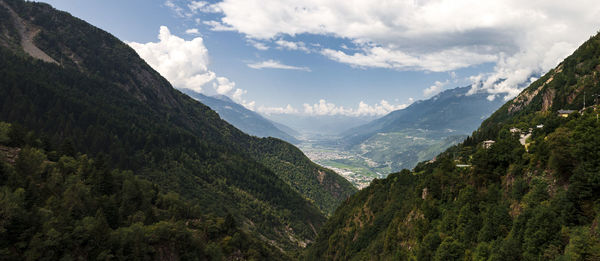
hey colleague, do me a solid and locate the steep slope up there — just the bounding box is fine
[342,86,504,146]
[306,32,600,260]
[179,91,355,215]
[0,0,355,255]
[330,87,503,175]
[182,89,300,144]
[0,123,286,260]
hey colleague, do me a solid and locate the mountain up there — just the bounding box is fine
[181,89,300,144]
[305,32,600,260]
[342,86,504,146]
[334,86,504,173]
[265,114,378,137]
[0,0,355,258]
[0,123,287,260]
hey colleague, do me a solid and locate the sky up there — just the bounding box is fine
[44,0,600,117]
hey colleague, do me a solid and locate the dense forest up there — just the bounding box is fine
[0,122,286,260]
[3,0,600,259]
[305,32,600,260]
[0,0,355,257]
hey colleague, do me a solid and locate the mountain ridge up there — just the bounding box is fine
[181,89,300,144]
[0,0,355,256]
[305,30,600,260]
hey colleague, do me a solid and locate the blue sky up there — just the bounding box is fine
[44,0,600,117]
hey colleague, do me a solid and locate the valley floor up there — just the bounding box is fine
[298,141,386,189]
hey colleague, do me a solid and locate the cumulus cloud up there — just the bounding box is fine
[247,59,311,71]
[423,80,448,97]
[128,26,215,93]
[196,0,600,97]
[213,77,235,94]
[256,99,410,116]
[257,104,298,115]
[298,99,410,117]
[129,26,256,109]
[231,88,255,110]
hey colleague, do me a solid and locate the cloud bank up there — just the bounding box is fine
[258,99,411,117]
[195,0,600,97]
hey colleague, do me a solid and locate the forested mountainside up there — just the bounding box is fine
[181,90,299,144]
[0,123,285,260]
[305,32,600,260]
[0,0,355,257]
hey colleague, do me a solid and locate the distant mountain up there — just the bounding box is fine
[334,87,504,173]
[343,86,505,146]
[265,114,378,136]
[307,30,600,261]
[0,0,356,258]
[181,89,300,144]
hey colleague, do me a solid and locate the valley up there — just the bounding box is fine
[298,139,382,189]
[3,0,600,260]
[297,129,467,189]
[294,86,504,189]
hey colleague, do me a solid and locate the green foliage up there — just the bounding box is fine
[0,122,10,144]
[0,0,358,254]
[434,237,464,261]
[0,147,286,260]
[306,31,600,260]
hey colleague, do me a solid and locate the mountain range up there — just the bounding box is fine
[303,87,505,184]
[181,89,300,144]
[338,86,505,173]
[306,30,600,260]
[2,0,600,260]
[342,86,506,146]
[0,0,355,258]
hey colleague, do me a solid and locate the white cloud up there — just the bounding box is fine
[257,104,298,115]
[213,77,235,94]
[203,20,235,31]
[256,99,410,116]
[322,46,497,72]
[247,59,311,71]
[129,26,257,110]
[423,80,448,97]
[300,99,409,117]
[200,0,600,97]
[275,39,310,52]
[187,1,208,12]
[185,28,200,35]
[166,1,217,17]
[128,26,215,93]
[164,0,186,17]
[247,39,269,50]
[231,88,255,110]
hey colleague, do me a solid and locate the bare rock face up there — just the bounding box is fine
[0,0,57,64]
[542,88,555,112]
